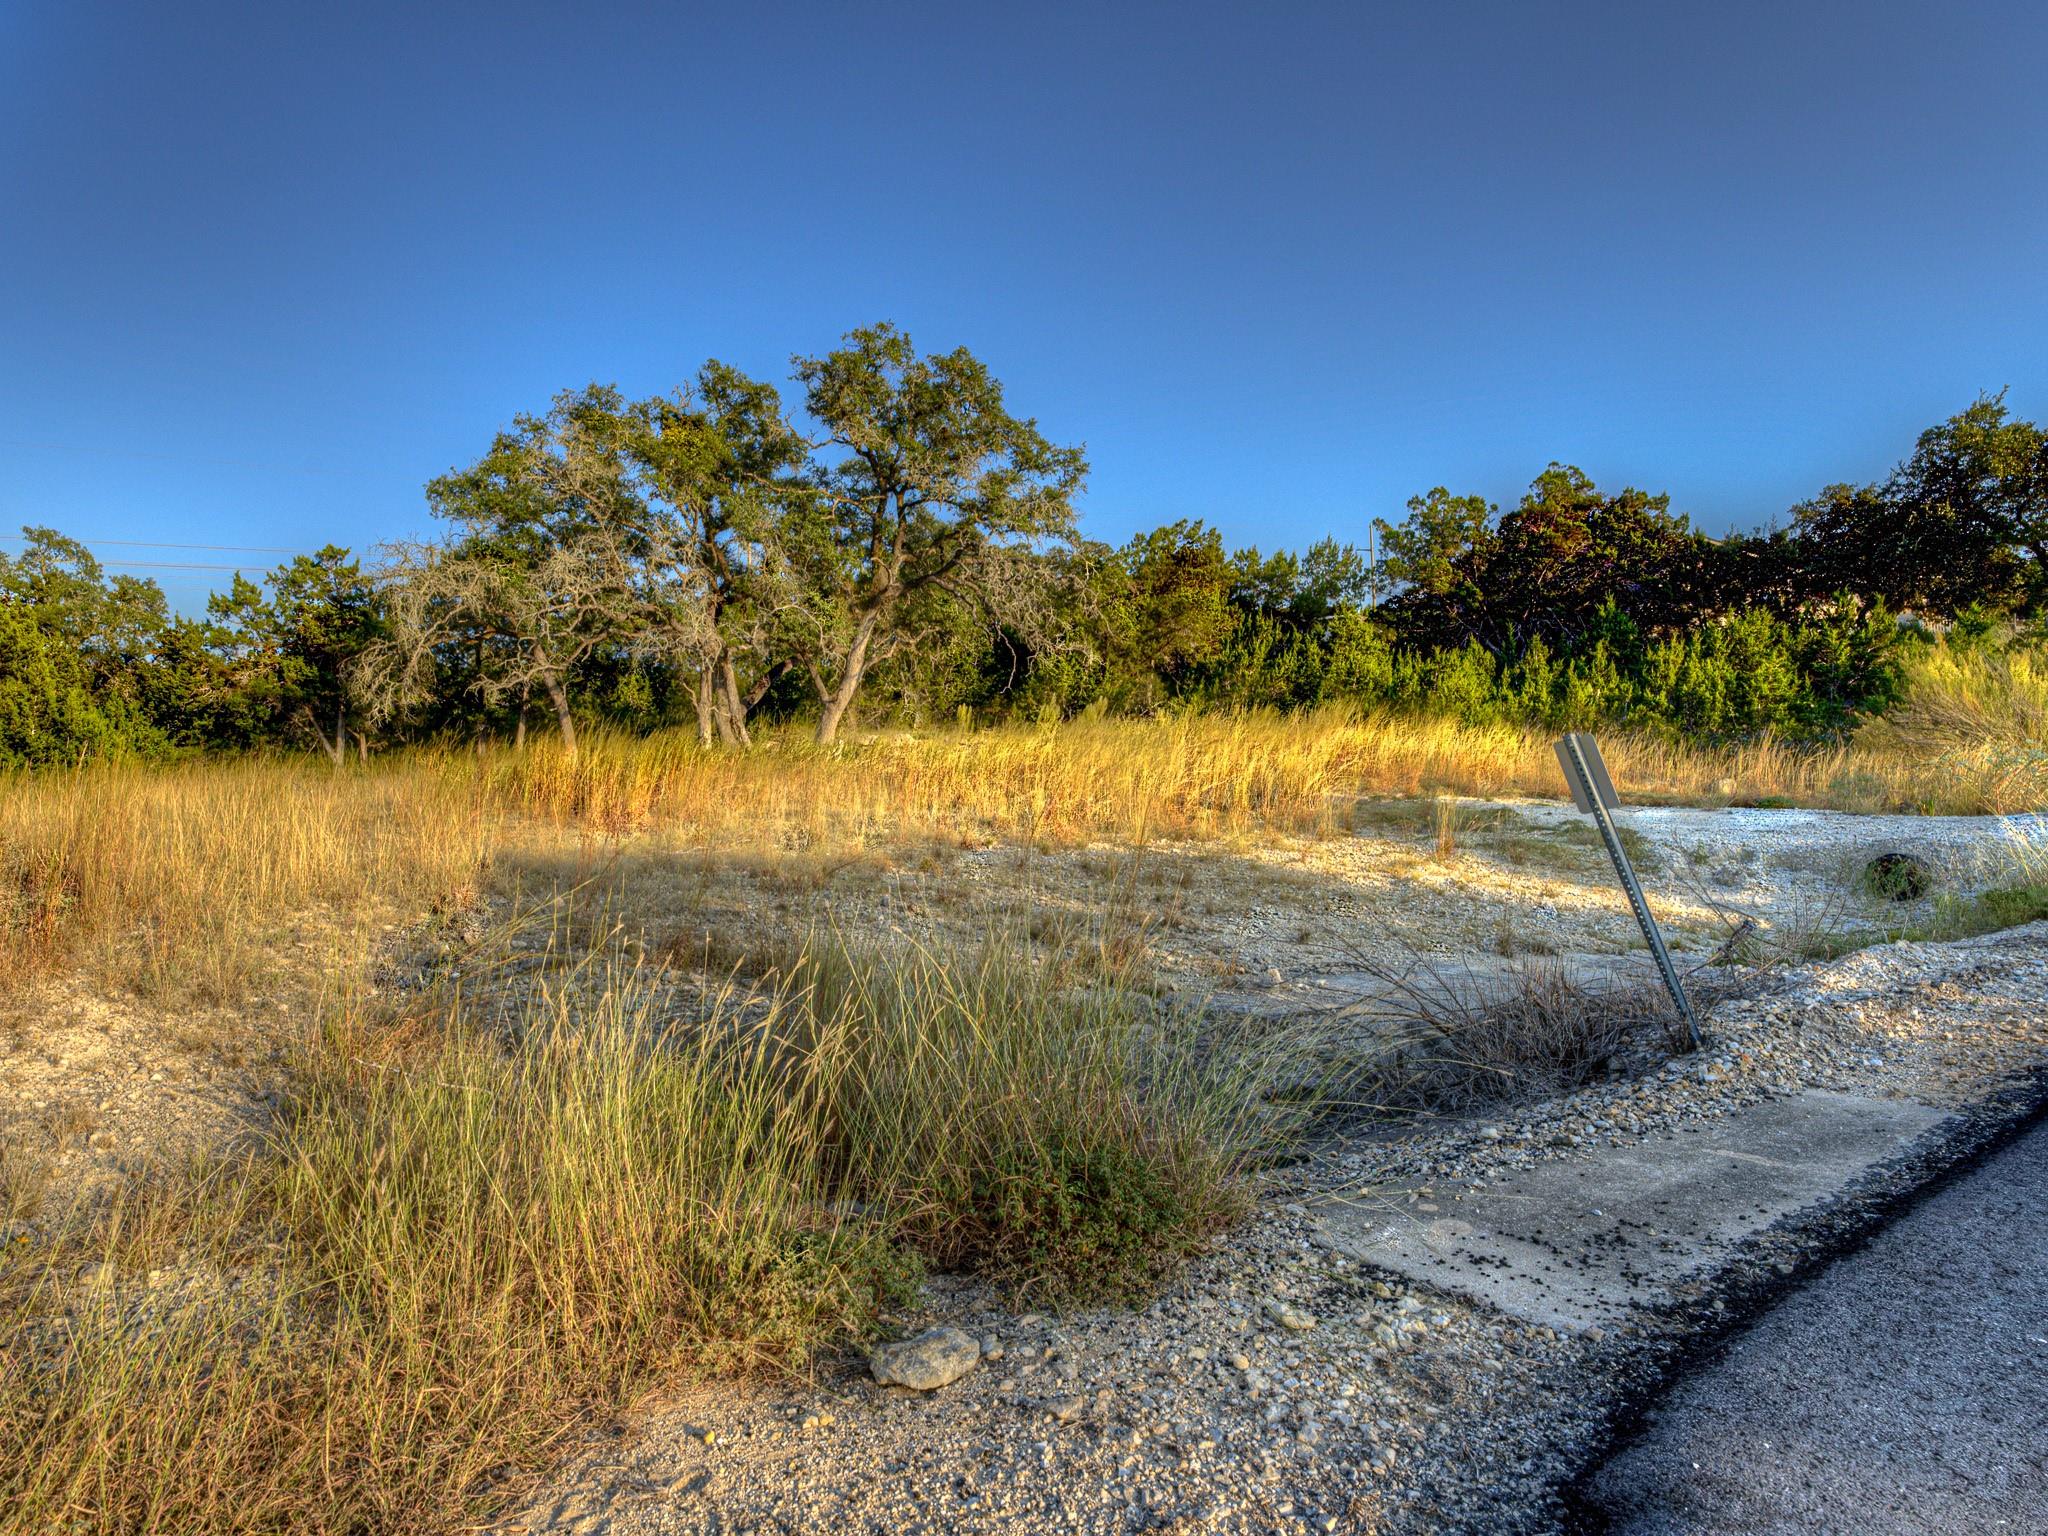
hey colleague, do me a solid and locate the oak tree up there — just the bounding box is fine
[792,324,1086,743]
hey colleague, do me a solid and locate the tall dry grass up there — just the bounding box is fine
[4,689,2037,1003]
[479,704,2031,851]
[1857,643,2048,814]
[0,757,487,999]
[4,696,2034,1001]
[1,931,1297,1534]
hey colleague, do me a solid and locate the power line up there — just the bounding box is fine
[0,535,307,554]
[97,560,278,572]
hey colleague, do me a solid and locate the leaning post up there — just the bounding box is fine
[1552,732,1704,1051]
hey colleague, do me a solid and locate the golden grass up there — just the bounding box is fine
[1856,643,2048,813]
[483,703,2037,851]
[3,695,2036,1003]
[0,757,487,1000]
[1,934,1282,1534]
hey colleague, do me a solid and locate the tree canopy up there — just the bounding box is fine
[3,346,2041,769]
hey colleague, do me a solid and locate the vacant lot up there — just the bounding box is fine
[3,714,2044,1535]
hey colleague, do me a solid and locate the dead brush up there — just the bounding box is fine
[1335,952,1695,1113]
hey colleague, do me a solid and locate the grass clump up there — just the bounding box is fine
[1925,829,2048,940]
[967,1141,1208,1303]
[2,972,907,1534]
[1346,957,1687,1112]
[0,928,1289,1534]
[1930,884,2048,938]
[796,941,1262,1304]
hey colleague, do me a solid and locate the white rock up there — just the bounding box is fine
[869,1326,981,1391]
[1267,1300,1317,1332]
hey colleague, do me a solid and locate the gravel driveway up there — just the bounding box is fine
[1578,1115,2048,1534]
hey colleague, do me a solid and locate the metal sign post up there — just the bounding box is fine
[1553,732,1703,1050]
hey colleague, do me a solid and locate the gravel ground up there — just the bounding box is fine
[1578,1114,2048,1534]
[6,804,2042,1534]
[496,923,2048,1536]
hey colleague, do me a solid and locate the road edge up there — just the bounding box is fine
[1550,1061,2048,1533]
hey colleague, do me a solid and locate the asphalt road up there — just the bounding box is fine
[1579,1114,2048,1534]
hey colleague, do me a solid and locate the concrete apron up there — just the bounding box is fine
[1314,1091,1947,1332]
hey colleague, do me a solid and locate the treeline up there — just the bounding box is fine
[3,324,2044,769]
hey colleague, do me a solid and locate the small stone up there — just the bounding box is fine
[869,1326,981,1391]
[1267,1300,1317,1332]
[1047,1394,1086,1423]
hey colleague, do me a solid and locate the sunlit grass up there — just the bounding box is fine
[1,685,2040,1534]
[1857,642,2048,814]
[0,931,1299,1534]
[0,756,485,1000]
[5,694,2038,1002]
[481,701,2042,853]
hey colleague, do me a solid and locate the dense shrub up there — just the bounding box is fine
[1146,596,1902,745]
[0,604,165,768]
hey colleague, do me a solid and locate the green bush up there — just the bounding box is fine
[968,1139,1218,1305]
[0,605,165,768]
[1268,599,1908,746]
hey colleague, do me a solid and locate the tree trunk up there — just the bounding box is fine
[814,613,880,745]
[302,705,344,766]
[538,665,577,755]
[692,669,717,748]
[717,654,752,746]
[744,659,792,715]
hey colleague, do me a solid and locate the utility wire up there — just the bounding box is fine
[94,561,279,572]
[0,535,307,554]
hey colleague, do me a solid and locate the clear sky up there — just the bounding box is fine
[4,0,2044,612]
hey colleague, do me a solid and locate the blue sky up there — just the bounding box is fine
[4,0,2044,612]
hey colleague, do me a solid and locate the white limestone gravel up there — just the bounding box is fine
[496,922,2048,1536]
